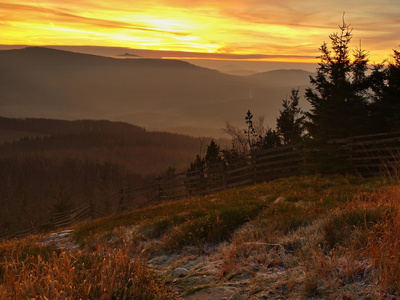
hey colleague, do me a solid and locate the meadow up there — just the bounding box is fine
[1,174,400,299]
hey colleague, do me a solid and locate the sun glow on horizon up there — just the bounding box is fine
[1,1,399,63]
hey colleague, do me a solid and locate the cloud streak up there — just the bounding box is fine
[1,0,400,62]
[0,3,191,36]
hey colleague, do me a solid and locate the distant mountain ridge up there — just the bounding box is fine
[0,46,203,69]
[118,53,139,57]
[246,69,314,87]
[0,47,313,137]
[0,116,144,136]
[218,64,259,76]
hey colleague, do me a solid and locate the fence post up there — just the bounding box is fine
[89,198,95,220]
[251,152,257,183]
[302,143,308,174]
[347,137,354,170]
[222,163,228,189]
[200,167,206,192]
[157,177,162,201]
[119,189,125,213]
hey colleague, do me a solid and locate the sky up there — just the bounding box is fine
[1,0,400,65]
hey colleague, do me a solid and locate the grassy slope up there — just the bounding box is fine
[2,174,400,299]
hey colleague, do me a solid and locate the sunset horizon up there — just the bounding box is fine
[2,1,400,65]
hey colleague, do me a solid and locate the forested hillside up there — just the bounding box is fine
[0,117,213,236]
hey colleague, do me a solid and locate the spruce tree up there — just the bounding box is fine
[188,155,205,172]
[244,110,258,151]
[276,88,305,145]
[258,128,282,149]
[369,49,400,132]
[304,17,370,143]
[204,140,223,167]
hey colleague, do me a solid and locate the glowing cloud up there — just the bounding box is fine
[1,0,399,62]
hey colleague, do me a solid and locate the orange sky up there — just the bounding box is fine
[1,0,400,64]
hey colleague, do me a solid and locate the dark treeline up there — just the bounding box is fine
[0,117,145,135]
[0,118,208,167]
[190,18,400,173]
[0,117,209,150]
[304,20,400,141]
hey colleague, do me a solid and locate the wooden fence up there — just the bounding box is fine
[329,131,400,177]
[3,131,400,240]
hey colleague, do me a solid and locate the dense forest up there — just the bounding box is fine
[0,117,216,236]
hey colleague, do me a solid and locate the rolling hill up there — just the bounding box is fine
[246,69,313,87]
[0,47,314,137]
[0,116,214,174]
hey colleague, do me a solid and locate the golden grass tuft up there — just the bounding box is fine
[0,236,175,299]
[366,185,400,293]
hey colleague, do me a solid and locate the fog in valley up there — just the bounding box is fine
[0,46,314,138]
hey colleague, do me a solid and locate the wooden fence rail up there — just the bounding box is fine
[3,131,400,240]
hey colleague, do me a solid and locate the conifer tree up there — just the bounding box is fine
[188,155,205,172]
[263,128,282,148]
[244,110,258,151]
[276,88,305,145]
[304,16,370,142]
[369,49,400,132]
[204,140,223,167]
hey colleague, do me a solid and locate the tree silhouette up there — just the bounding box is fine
[244,110,258,151]
[276,88,305,145]
[188,155,205,172]
[369,49,400,132]
[204,140,223,167]
[304,16,370,142]
[260,128,282,149]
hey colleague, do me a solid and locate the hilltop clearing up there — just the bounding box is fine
[2,175,400,299]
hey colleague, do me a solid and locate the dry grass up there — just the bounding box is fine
[366,186,400,294]
[2,174,400,299]
[0,235,175,299]
[211,176,397,298]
